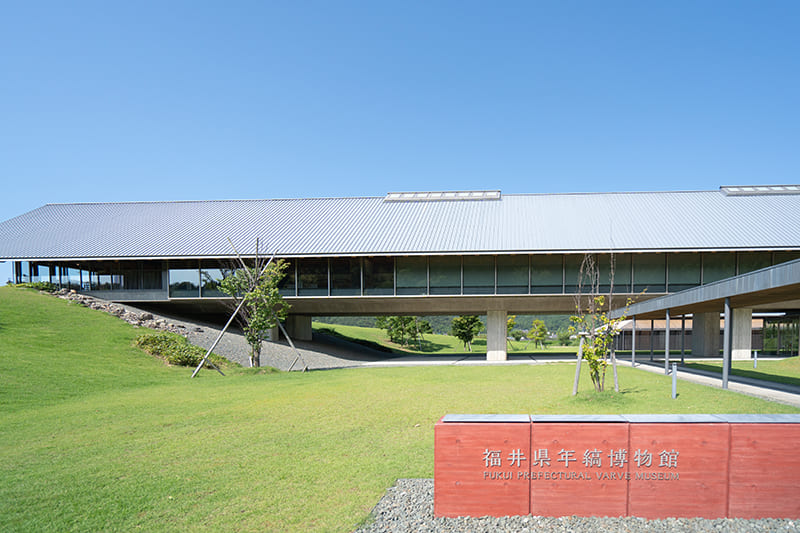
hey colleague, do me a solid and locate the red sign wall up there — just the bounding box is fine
[434,414,800,519]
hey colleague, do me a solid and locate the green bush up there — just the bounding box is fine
[13,281,59,293]
[133,332,235,368]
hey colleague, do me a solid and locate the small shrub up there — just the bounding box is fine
[134,332,234,368]
[13,281,59,293]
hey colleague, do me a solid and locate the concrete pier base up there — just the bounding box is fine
[486,310,507,361]
[692,312,721,357]
[286,315,312,341]
[732,308,753,360]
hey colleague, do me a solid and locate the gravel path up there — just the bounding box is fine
[355,479,799,533]
[118,303,390,370]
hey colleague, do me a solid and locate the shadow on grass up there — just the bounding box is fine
[315,327,394,353]
[405,339,452,353]
[315,327,451,354]
[686,362,800,389]
[570,388,637,407]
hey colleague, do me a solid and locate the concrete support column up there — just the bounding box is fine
[486,310,507,361]
[680,316,686,364]
[731,308,753,361]
[285,315,313,342]
[269,326,280,342]
[692,312,721,357]
[650,320,654,360]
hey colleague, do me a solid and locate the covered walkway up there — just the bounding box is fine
[611,259,800,388]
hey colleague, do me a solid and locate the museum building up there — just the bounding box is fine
[2,186,799,360]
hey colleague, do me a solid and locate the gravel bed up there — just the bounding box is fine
[181,322,390,371]
[355,479,799,533]
[116,303,390,371]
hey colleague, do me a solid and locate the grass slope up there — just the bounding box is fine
[2,287,798,532]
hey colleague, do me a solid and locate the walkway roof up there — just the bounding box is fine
[1,187,800,261]
[610,258,800,318]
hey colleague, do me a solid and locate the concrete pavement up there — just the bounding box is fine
[621,358,800,408]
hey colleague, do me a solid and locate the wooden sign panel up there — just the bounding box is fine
[627,416,728,519]
[530,417,629,517]
[726,415,800,519]
[434,415,530,518]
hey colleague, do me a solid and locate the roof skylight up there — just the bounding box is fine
[384,190,501,202]
[721,185,800,196]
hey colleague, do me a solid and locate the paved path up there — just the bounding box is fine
[358,352,578,367]
[621,359,800,408]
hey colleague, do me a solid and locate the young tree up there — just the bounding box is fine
[412,317,433,350]
[530,319,548,349]
[451,315,482,351]
[506,315,517,351]
[219,259,290,367]
[377,316,412,346]
[556,329,573,346]
[377,316,432,349]
[569,254,633,392]
[506,315,517,335]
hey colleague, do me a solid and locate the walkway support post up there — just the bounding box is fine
[722,297,731,390]
[681,315,686,365]
[671,363,677,399]
[631,316,636,367]
[665,309,671,375]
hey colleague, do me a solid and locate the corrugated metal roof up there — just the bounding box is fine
[1,189,800,260]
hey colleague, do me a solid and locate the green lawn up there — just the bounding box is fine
[2,287,798,532]
[312,321,579,354]
[686,356,800,388]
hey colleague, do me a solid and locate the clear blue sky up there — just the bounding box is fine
[2,1,800,283]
